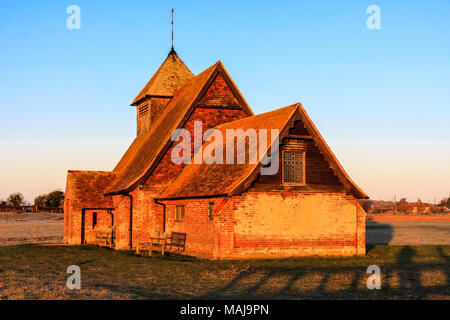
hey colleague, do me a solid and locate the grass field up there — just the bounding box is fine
[0,245,449,300]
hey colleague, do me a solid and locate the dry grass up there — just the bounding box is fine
[0,244,449,300]
[0,212,63,246]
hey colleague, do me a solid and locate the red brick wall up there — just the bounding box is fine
[161,197,234,258]
[83,209,113,244]
[129,188,164,246]
[112,194,131,249]
[144,107,248,189]
[160,192,365,259]
[64,182,81,245]
[197,73,241,107]
[228,192,366,258]
[63,198,72,244]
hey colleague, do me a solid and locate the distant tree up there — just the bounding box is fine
[44,190,64,207]
[0,200,7,207]
[439,196,450,207]
[34,194,46,207]
[7,192,25,208]
[359,199,373,212]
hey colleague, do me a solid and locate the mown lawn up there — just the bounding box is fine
[0,245,449,300]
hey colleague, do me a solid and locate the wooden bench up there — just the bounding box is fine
[135,232,186,256]
[136,234,166,256]
[165,232,187,253]
[94,226,115,248]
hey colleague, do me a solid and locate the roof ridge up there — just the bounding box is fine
[214,103,299,129]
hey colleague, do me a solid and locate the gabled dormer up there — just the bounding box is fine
[132,49,194,137]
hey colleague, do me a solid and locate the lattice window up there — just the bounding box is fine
[283,151,305,184]
[175,205,185,222]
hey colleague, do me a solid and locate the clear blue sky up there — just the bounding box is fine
[0,0,449,203]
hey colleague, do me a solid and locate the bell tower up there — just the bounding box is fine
[131,49,193,137]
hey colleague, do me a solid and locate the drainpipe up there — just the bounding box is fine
[124,193,133,249]
[154,199,166,233]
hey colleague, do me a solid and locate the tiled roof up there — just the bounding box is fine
[131,49,194,106]
[158,104,300,199]
[107,61,253,195]
[158,103,368,199]
[66,171,116,208]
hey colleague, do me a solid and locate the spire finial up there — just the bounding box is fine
[171,8,174,51]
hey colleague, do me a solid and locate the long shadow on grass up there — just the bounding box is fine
[199,246,450,300]
[366,221,394,245]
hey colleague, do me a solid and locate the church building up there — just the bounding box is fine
[64,48,368,259]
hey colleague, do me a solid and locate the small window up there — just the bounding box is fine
[283,151,305,184]
[208,202,214,221]
[92,212,98,228]
[175,205,185,222]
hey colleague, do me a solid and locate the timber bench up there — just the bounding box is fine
[136,235,166,256]
[165,232,187,253]
[135,232,186,256]
[94,226,115,248]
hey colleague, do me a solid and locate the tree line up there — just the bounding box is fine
[439,195,450,208]
[0,190,64,208]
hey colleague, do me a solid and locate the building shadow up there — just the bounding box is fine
[366,221,394,245]
[198,246,450,300]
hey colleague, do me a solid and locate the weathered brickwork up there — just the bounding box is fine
[64,52,368,259]
[162,197,233,258]
[160,192,365,259]
[197,73,241,107]
[144,107,247,188]
[229,192,365,258]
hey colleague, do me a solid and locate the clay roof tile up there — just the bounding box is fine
[131,50,194,106]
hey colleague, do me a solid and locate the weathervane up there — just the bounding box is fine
[171,8,174,50]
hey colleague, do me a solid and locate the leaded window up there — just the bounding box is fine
[283,151,305,184]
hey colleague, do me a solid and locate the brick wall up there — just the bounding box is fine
[162,198,225,258]
[64,183,81,245]
[113,194,131,250]
[130,189,164,245]
[82,209,113,244]
[144,107,248,189]
[197,73,241,107]
[64,198,79,245]
[160,192,365,259]
[228,192,366,258]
